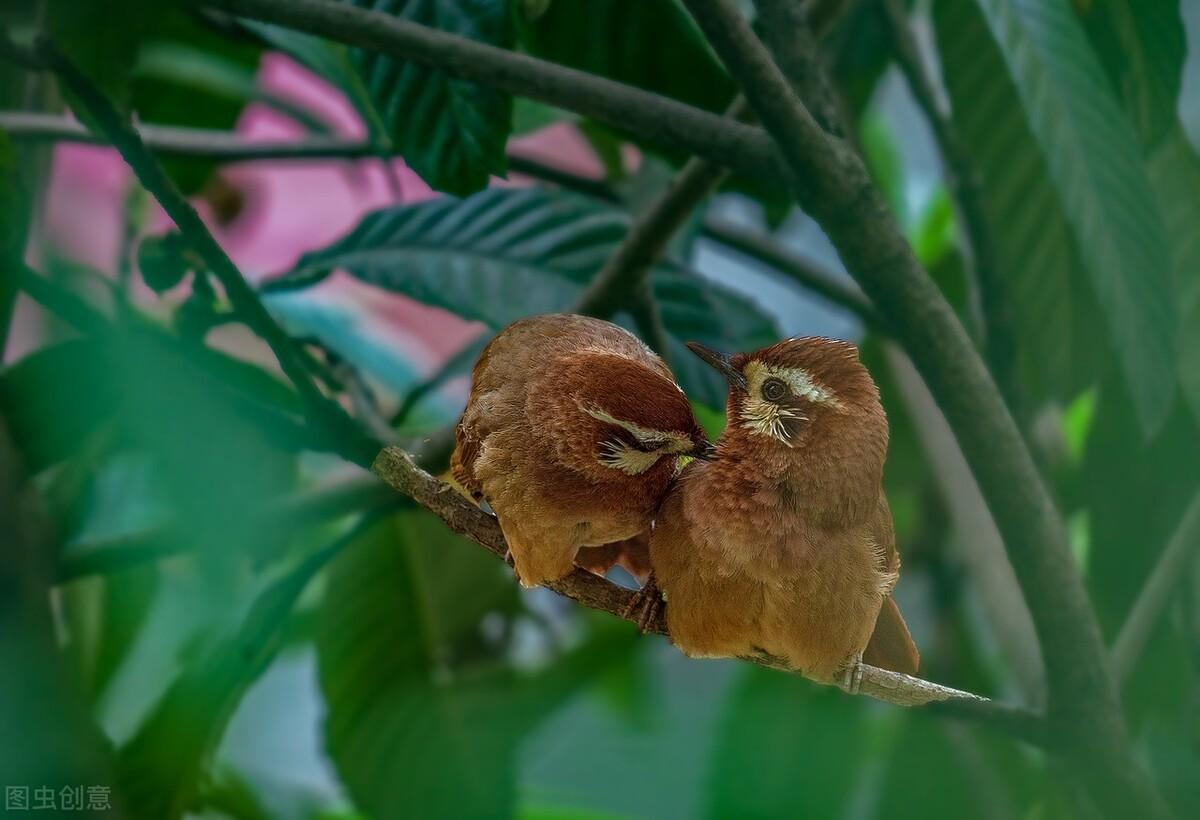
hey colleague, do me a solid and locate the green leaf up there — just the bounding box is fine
[266,188,779,406]
[251,2,513,194]
[318,514,517,819]
[1146,130,1200,427]
[705,668,867,818]
[959,0,1176,435]
[116,519,368,820]
[47,0,158,114]
[1077,0,1186,150]
[516,0,734,116]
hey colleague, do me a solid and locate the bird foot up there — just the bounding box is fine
[838,652,865,695]
[620,572,664,633]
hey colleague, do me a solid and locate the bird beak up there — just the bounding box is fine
[686,342,748,392]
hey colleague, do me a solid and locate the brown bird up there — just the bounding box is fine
[451,314,709,589]
[638,337,919,688]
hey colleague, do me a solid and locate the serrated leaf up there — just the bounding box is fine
[265,188,779,406]
[962,0,1176,434]
[251,3,512,194]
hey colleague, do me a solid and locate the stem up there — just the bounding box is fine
[702,216,881,327]
[192,0,783,185]
[4,36,378,467]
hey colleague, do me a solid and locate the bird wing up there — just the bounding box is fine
[862,491,920,674]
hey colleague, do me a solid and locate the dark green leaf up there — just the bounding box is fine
[47,0,159,114]
[266,188,779,406]
[1077,0,1186,150]
[316,513,521,820]
[934,0,1111,415]
[252,3,513,194]
[705,668,865,819]
[517,0,734,116]
[957,0,1175,434]
[1146,129,1200,427]
[116,520,367,820]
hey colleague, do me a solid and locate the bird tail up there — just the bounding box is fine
[864,596,920,675]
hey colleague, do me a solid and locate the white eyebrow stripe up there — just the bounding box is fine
[578,403,693,451]
[744,361,841,407]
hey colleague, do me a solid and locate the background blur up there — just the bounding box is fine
[3,0,1200,818]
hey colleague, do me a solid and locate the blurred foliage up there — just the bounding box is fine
[2,0,1200,818]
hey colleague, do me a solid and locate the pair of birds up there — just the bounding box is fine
[451,314,919,686]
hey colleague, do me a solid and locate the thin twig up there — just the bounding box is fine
[370,445,1039,737]
[1111,492,1200,687]
[0,111,884,330]
[572,102,747,321]
[702,216,881,327]
[1,36,378,467]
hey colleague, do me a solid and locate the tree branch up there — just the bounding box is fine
[370,444,1042,739]
[680,2,1168,814]
[679,0,1106,724]
[1111,492,1200,687]
[191,0,783,186]
[1,35,378,467]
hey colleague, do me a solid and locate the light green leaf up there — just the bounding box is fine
[963,0,1176,434]
[115,520,369,820]
[265,188,779,406]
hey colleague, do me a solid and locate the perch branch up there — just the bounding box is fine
[1111,492,1200,687]
[370,445,1039,738]
[191,0,783,186]
[0,36,378,467]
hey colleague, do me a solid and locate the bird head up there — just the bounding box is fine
[550,352,711,481]
[687,338,887,491]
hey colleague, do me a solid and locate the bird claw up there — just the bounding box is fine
[621,572,664,633]
[838,652,865,695]
[502,548,523,585]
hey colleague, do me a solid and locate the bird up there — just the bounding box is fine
[634,337,919,688]
[451,313,710,589]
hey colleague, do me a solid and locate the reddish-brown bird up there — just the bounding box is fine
[452,314,709,589]
[640,337,919,687]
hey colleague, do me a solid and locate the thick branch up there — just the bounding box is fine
[1111,492,1200,686]
[680,0,1108,727]
[682,2,1167,814]
[192,0,782,186]
[2,37,378,467]
[371,445,1037,734]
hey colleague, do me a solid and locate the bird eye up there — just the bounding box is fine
[762,378,788,402]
